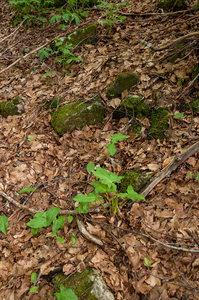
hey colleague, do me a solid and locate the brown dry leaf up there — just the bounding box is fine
[187,156,196,166]
[108,97,121,108]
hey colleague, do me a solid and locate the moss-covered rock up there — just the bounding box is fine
[149,107,170,139]
[51,97,105,134]
[185,98,199,112]
[106,73,138,100]
[52,269,114,300]
[45,97,62,110]
[113,94,150,119]
[0,97,24,118]
[52,24,98,52]
[119,170,151,193]
[158,0,188,11]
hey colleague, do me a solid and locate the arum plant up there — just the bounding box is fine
[72,134,145,216]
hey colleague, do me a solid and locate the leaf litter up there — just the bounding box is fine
[0,0,199,299]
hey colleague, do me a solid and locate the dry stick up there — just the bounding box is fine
[0,19,26,44]
[153,31,199,51]
[140,140,199,198]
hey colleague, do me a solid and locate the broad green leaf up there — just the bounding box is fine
[107,133,130,144]
[143,257,151,267]
[75,202,89,214]
[126,185,145,201]
[106,143,116,156]
[117,192,128,198]
[197,173,199,181]
[19,187,39,194]
[92,167,123,188]
[44,72,52,77]
[31,272,37,284]
[67,216,73,223]
[71,232,76,245]
[27,217,47,228]
[56,236,65,243]
[87,163,95,173]
[55,284,78,300]
[27,137,34,141]
[173,113,184,118]
[31,228,41,235]
[0,215,9,234]
[52,215,65,236]
[30,286,39,293]
[46,207,60,226]
[73,190,103,203]
[90,181,117,193]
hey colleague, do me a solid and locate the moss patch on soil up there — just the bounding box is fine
[149,107,170,139]
[119,170,151,193]
[0,97,23,118]
[185,98,199,113]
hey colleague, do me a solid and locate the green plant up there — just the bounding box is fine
[106,133,130,156]
[27,206,65,235]
[30,272,39,293]
[197,173,199,181]
[195,1,199,9]
[143,257,151,267]
[37,48,53,61]
[0,215,9,234]
[97,1,129,28]
[53,39,83,64]
[8,0,52,25]
[54,284,78,300]
[173,113,184,118]
[177,78,184,84]
[72,134,145,216]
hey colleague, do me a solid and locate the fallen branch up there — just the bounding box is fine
[153,31,199,51]
[140,140,199,198]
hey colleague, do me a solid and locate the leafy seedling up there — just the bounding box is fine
[27,207,65,236]
[0,215,9,234]
[173,113,184,118]
[54,284,78,300]
[143,257,151,267]
[30,272,39,293]
[106,133,130,156]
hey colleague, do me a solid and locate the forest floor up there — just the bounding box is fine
[0,0,199,299]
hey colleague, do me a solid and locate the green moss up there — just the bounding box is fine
[52,270,97,299]
[51,97,105,135]
[106,73,138,100]
[185,98,199,112]
[113,95,150,119]
[149,107,170,139]
[0,97,23,118]
[132,124,142,134]
[45,97,62,110]
[158,0,188,11]
[168,42,186,63]
[66,24,97,48]
[119,170,151,193]
[192,65,199,80]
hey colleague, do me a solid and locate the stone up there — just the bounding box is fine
[106,72,138,100]
[52,269,114,300]
[0,97,24,118]
[158,0,188,11]
[50,97,105,135]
